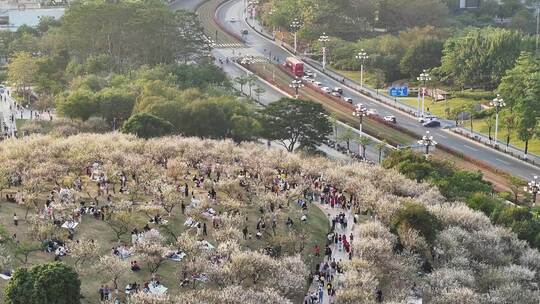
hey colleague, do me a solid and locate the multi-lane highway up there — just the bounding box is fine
[210,0,539,180]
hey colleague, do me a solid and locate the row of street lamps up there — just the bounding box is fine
[284,22,539,202]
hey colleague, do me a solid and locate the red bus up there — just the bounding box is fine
[284,57,304,77]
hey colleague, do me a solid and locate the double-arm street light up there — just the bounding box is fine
[318,33,330,70]
[524,176,539,204]
[490,94,505,147]
[290,18,302,54]
[352,103,367,135]
[418,131,437,156]
[417,70,431,117]
[290,77,304,99]
[355,49,369,88]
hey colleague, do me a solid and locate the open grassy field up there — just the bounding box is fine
[0,173,328,303]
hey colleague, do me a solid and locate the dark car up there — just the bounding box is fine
[423,120,441,128]
[241,29,248,35]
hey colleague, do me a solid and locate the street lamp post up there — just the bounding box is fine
[289,77,304,99]
[355,49,368,88]
[418,131,437,156]
[290,18,302,54]
[490,94,505,147]
[352,104,367,135]
[417,70,431,118]
[525,176,539,204]
[318,33,330,70]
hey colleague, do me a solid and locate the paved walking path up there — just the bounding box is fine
[308,200,355,304]
[0,91,17,137]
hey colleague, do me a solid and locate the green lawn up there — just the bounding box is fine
[0,175,328,303]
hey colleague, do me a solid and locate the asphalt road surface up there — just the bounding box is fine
[214,0,539,180]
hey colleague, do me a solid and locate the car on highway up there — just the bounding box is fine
[321,87,332,93]
[384,115,397,123]
[343,97,353,104]
[417,115,437,123]
[313,81,323,87]
[241,29,248,35]
[366,109,379,116]
[302,76,314,82]
[423,120,441,128]
[331,92,341,97]
[332,87,343,94]
[304,70,314,78]
[229,17,236,22]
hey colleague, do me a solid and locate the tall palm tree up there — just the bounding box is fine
[375,139,388,164]
[338,128,355,153]
[246,74,258,97]
[358,136,372,160]
[235,76,248,94]
[328,114,339,149]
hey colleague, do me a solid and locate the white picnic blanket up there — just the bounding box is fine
[202,208,216,218]
[168,251,186,262]
[62,221,78,229]
[149,284,168,295]
[198,240,215,251]
[184,218,199,228]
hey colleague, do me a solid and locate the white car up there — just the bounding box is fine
[321,87,332,93]
[417,115,437,123]
[384,115,397,123]
[343,97,353,103]
[229,17,236,22]
[366,109,379,116]
[313,81,323,87]
[302,76,314,82]
[331,92,341,97]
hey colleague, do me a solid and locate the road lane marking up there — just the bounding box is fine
[496,158,510,165]
[463,144,479,152]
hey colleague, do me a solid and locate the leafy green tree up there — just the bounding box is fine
[5,262,80,304]
[122,113,174,139]
[167,62,229,90]
[392,202,441,245]
[440,28,529,89]
[338,128,355,153]
[57,89,99,121]
[235,75,249,94]
[375,140,388,164]
[97,88,136,124]
[435,170,492,201]
[260,98,332,152]
[466,192,502,216]
[399,38,443,78]
[59,1,207,71]
[7,52,38,103]
[491,205,532,226]
[358,136,372,159]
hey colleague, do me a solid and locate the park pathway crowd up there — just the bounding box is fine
[307,198,356,304]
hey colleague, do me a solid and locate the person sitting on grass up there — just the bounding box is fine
[131,261,141,272]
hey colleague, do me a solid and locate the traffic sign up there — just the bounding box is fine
[389,86,408,97]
